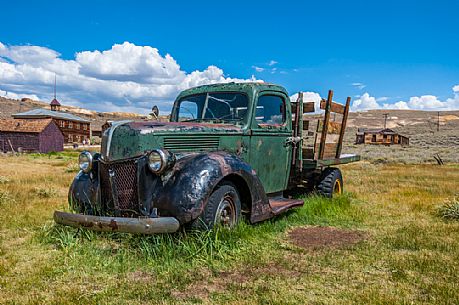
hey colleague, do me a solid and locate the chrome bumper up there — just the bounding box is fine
[53,211,180,234]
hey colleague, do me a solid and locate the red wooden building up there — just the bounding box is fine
[12,99,91,144]
[0,119,64,153]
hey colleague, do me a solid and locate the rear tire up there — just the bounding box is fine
[316,167,343,198]
[190,182,241,230]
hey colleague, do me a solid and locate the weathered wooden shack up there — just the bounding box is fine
[355,128,409,146]
[0,119,64,153]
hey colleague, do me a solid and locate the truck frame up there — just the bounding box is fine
[54,82,359,234]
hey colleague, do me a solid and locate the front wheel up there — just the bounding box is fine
[316,167,343,198]
[191,182,241,230]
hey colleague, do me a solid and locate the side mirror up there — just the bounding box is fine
[151,105,159,120]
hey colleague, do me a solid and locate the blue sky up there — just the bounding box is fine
[1,0,458,113]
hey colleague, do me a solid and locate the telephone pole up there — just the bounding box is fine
[437,111,440,132]
[383,113,389,129]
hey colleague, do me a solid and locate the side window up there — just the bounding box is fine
[256,95,286,126]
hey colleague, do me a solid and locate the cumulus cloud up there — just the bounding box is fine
[0,41,256,113]
[0,89,39,100]
[385,101,409,110]
[351,93,380,111]
[350,86,459,111]
[290,91,323,112]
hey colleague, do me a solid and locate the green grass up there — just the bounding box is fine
[1,155,459,304]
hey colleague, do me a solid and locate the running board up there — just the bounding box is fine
[269,197,304,215]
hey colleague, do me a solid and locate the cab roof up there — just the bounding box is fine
[177,82,289,98]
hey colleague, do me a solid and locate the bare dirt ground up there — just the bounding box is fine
[288,226,366,250]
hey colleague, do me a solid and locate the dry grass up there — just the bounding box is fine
[1,152,459,304]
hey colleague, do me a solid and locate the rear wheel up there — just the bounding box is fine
[316,167,343,198]
[191,182,241,230]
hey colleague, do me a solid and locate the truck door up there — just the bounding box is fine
[249,93,292,194]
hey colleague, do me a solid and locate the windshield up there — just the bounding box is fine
[172,92,249,124]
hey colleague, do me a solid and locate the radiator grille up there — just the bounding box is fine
[163,136,219,152]
[99,159,139,215]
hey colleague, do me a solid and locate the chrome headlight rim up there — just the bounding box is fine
[148,149,174,175]
[78,151,93,173]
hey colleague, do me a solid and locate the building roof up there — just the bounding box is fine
[50,98,61,106]
[356,127,409,138]
[12,108,90,123]
[0,118,55,133]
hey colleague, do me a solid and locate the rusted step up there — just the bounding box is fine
[269,197,304,215]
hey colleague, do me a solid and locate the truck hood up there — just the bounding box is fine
[101,121,243,161]
[127,121,242,134]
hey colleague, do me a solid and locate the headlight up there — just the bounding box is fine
[148,149,174,174]
[78,151,93,173]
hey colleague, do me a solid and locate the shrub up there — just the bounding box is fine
[0,176,10,184]
[438,197,459,220]
[0,190,14,205]
[33,187,57,198]
[65,162,80,173]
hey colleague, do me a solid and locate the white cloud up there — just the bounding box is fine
[268,60,278,66]
[405,95,446,110]
[351,82,366,90]
[351,93,380,111]
[376,96,389,102]
[383,101,409,110]
[252,65,265,72]
[290,91,322,112]
[0,89,39,100]
[0,41,256,113]
[350,85,459,111]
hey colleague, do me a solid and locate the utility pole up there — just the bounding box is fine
[383,113,389,129]
[437,111,440,132]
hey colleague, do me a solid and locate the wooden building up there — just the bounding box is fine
[0,119,64,153]
[355,128,409,146]
[12,99,91,144]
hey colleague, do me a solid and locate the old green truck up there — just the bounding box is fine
[54,82,360,233]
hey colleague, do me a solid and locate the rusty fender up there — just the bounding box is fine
[54,211,180,234]
[150,151,270,224]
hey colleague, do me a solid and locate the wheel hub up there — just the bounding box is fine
[215,195,236,227]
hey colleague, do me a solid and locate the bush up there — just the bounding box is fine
[0,176,10,184]
[438,197,459,220]
[65,163,80,173]
[33,187,57,198]
[0,190,14,205]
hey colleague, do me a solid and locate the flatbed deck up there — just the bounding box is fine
[302,154,361,169]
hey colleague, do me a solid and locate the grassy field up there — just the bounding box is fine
[1,152,459,304]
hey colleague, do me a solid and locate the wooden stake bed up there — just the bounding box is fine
[291,90,360,172]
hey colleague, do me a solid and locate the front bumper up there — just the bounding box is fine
[54,211,180,234]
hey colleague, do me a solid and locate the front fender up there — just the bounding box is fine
[152,151,270,224]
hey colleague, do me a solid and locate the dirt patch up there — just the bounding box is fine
[288,226,366,250]
[170,262,304,301]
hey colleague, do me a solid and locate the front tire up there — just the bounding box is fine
[316,167,343,198]
[191,182,241,230]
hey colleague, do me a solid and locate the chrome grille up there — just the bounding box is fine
[99,159,138,215]
[163,136,219,152]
